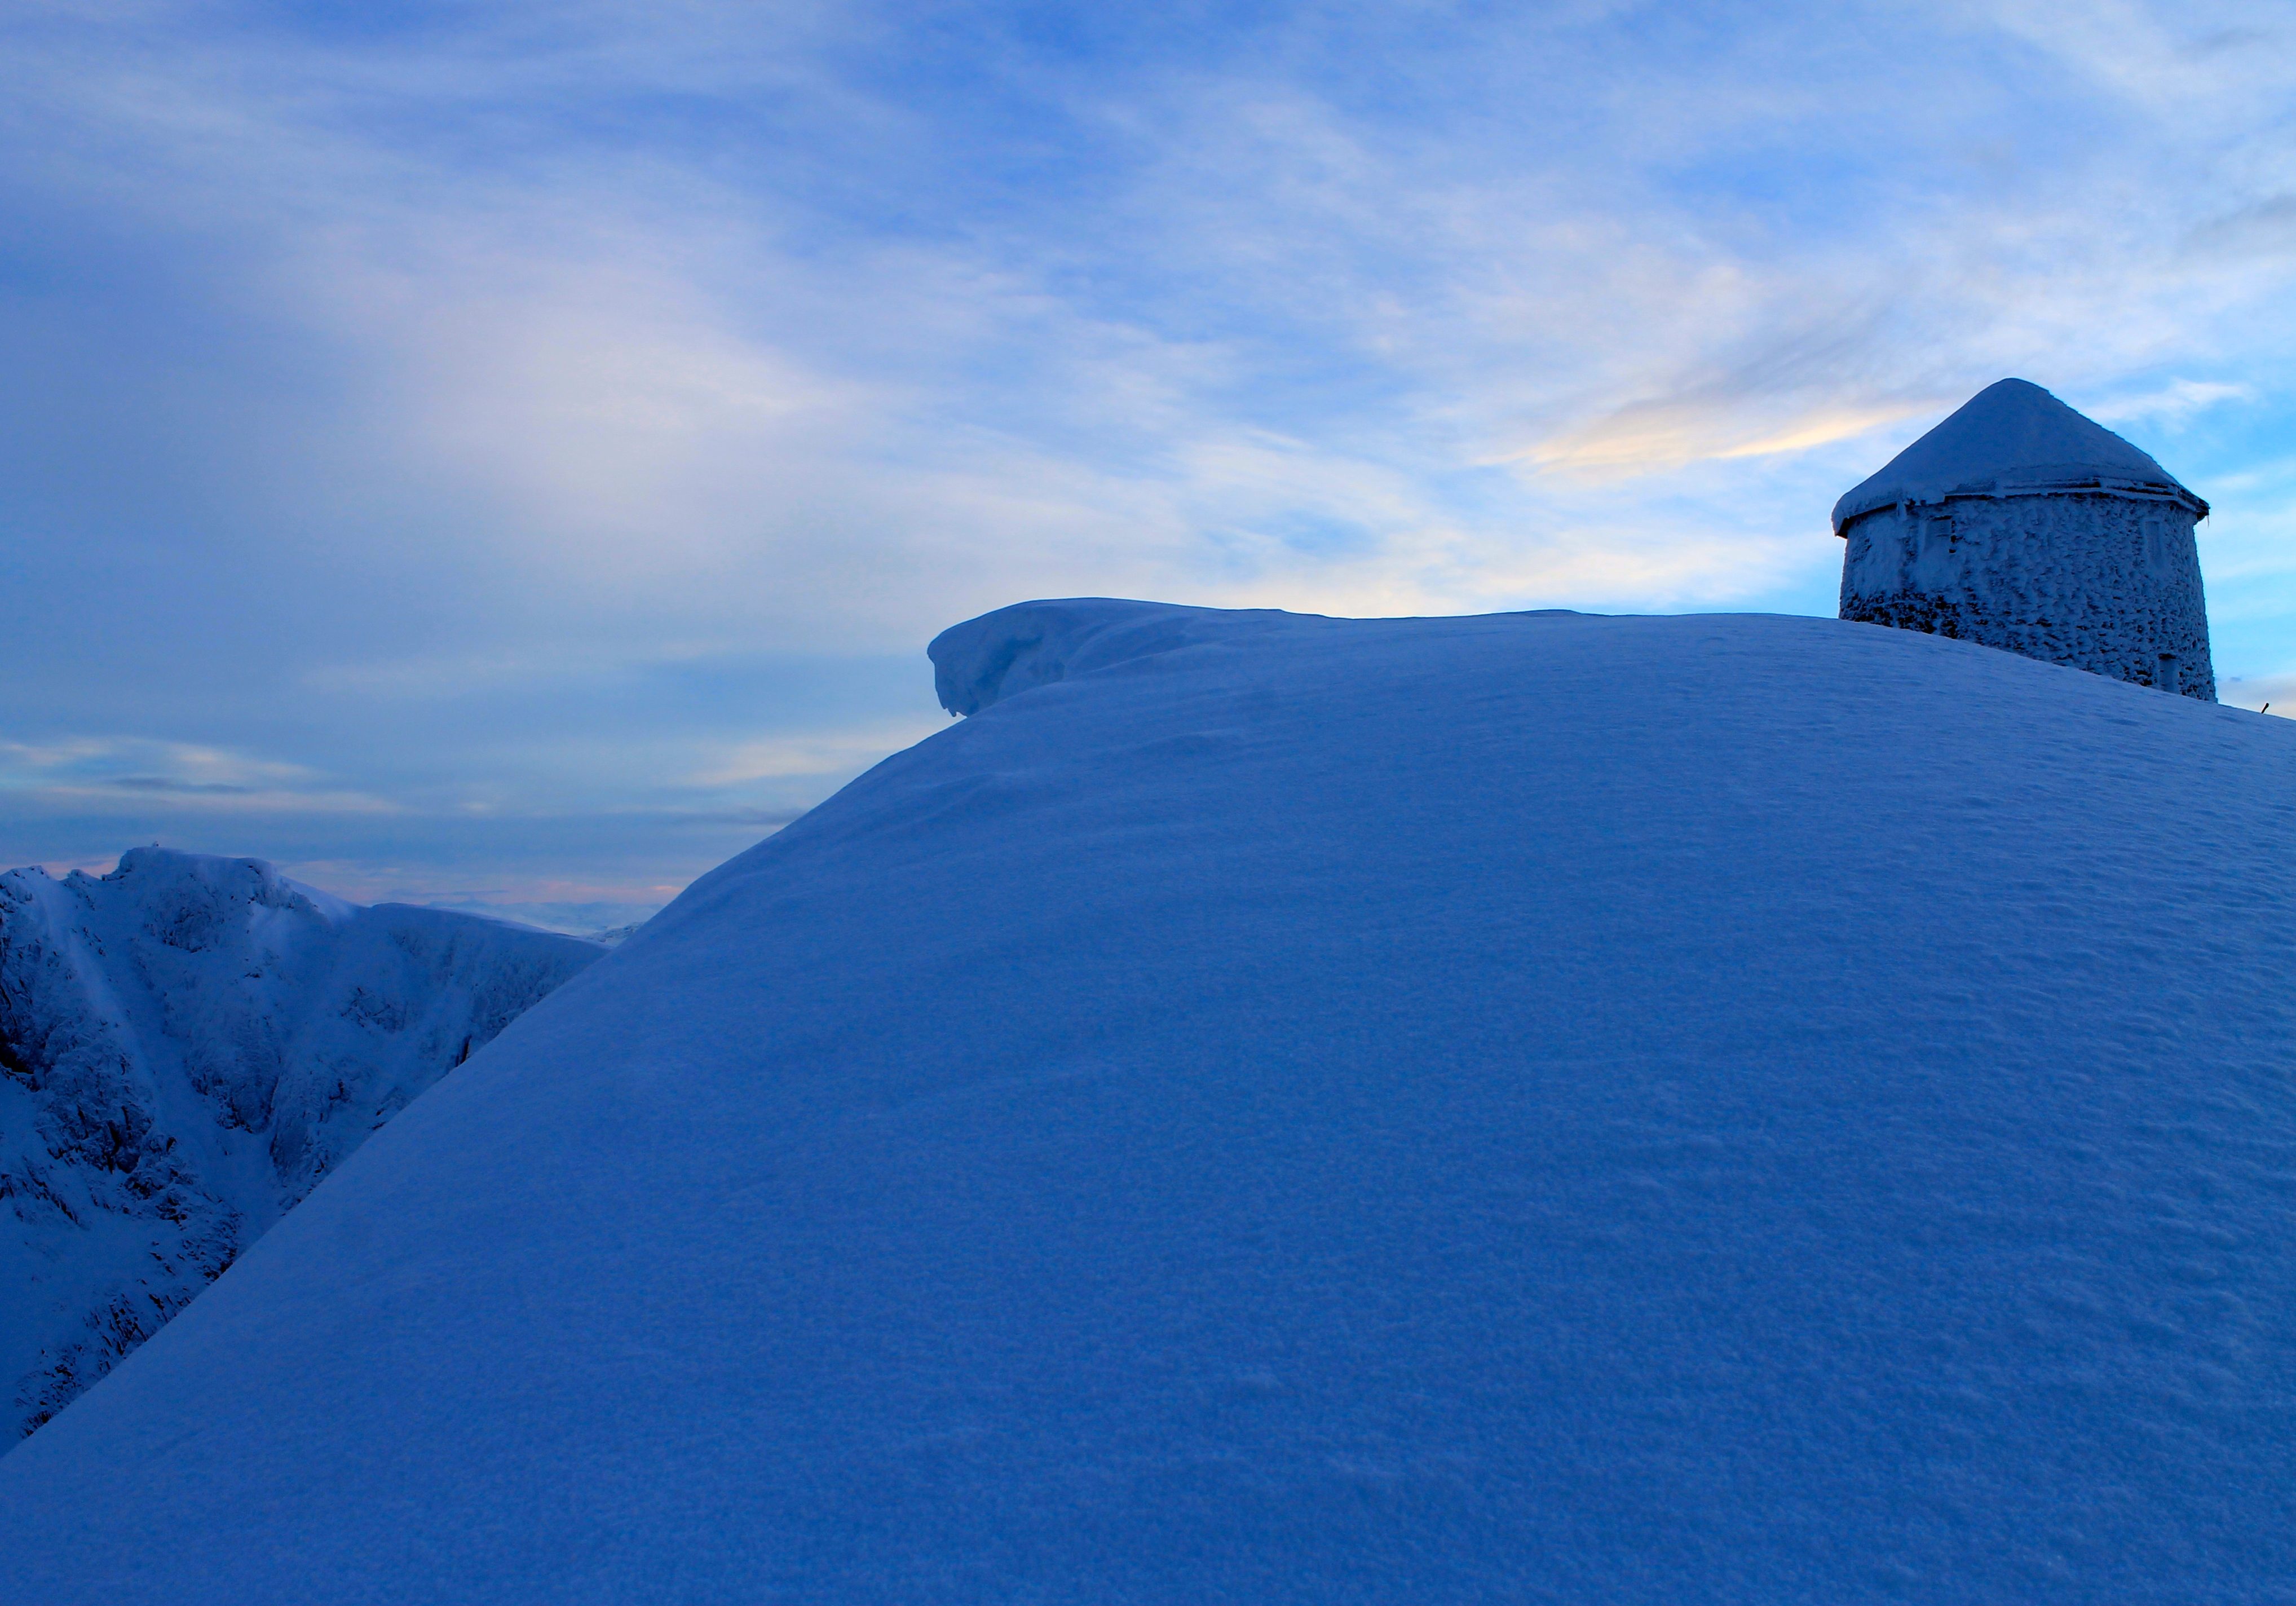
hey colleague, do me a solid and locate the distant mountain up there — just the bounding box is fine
[0,848,603,1437]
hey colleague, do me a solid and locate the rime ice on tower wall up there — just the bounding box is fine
[1834,378,2216,700]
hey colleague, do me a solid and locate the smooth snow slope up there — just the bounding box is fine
[1,849,603,1436]
[5,602,2295,1602]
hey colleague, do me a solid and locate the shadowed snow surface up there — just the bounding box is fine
[3,603,2295,1602]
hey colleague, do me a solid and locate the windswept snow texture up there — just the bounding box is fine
[0,849,603,1437]
[5,603,2296,1602]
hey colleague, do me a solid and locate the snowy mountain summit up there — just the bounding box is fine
[6,602,2296,1601]
[0,849,603,1436]
[1836,378,2215,698]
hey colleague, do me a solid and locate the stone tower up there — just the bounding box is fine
[1834,378,2215,700]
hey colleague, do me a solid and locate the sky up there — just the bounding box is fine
[3,0,2294,929]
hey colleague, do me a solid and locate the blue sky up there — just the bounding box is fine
[4,0,2293,927]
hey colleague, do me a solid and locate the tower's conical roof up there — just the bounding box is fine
[1831,378,2206,533]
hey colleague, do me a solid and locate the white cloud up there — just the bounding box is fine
[8,0,2296,898]
[0,738,403,817]
[685,721,949,788]
[2086,379,2259,430]
[15,0,2295,642]
[0,738,320,794]
[1508,398,1937,480]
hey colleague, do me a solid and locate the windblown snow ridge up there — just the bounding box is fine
[927,598,1288,714]
[928,597,1578,714]
[0,849,603,1439]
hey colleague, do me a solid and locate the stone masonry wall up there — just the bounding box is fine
[1839,493,2215,701]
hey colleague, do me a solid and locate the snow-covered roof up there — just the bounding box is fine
[1831,378,2207,533]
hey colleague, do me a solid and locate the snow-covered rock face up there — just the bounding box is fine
[7,605,2296,1600]
[0,848,603,1438]
[1836,379,2218,699]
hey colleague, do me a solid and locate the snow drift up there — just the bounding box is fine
[0,849,603,1436]
[3,603,2294,1602]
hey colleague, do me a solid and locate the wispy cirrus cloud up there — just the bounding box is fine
[0,738,321,796]
[105,776,255,795]
[0,738,401,817]
[2088,380,2259,430]
[3,0,2294,911]
[685,722,950,789]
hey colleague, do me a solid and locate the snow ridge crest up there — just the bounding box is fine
[928,598,1309,716]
